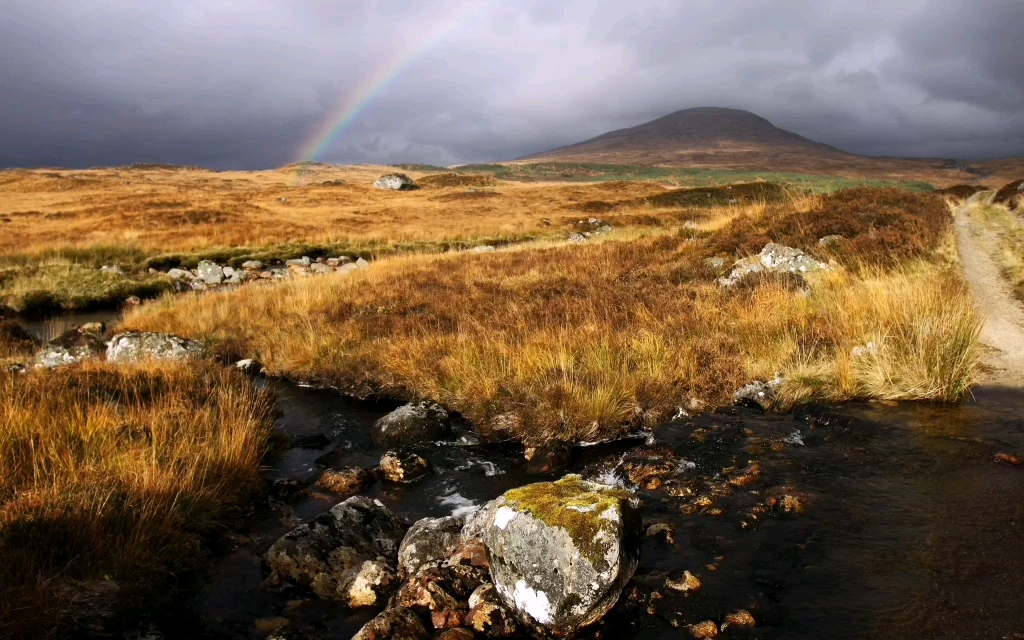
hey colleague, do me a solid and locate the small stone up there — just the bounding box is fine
[689,620,719,638]
[316,467,375,497]
[338,263,359,274]
[124,295,142,306]
[235,358,261,374]
[995,453,1022,466]
[166,268,191,280]
[431,609,466,631]
[472,245,496,253]
[260,270,274,279]
[356,257,370,268]
[523,442,571,474]
[665,570,701,593]
[196,260,224,285]
[326,257,340,267]
[242,260,265,270]
[438,630,476,640]
[347,560,400,608]
[352,607,430,640]
[721,610,757,630]
[311,263,333,275]
[727,463,762,487]
[568,232,588,243]
[645,522,675,545]
[380,451,432,484]
[106,332,205,363]
[818,234,845,247]
[253,617,290,634]
[466,583,517,637]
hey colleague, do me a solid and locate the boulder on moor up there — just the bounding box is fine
[372,401,452,447]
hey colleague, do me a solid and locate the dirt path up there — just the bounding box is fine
[954,194,1024,387]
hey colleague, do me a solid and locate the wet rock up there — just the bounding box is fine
[645,522,675,545]
[438,629,476,640]
[372,401,452,447]
[665,570,701,593]
[767,492,804,515]
[196,260,224,285]
[268,631,320,640]
[460,500,499,544]
[721,610,757,631]
[380,451,433,484]
[398,515,466,578]
[352,607,430,640]
[373,173,417,191]
[718,243,830,287]
[481,475,642,636]
[689,620,719,638]
[316,467,375,497]
[431,609,467,631]
[269,477,306,502]
[466,583,518,638]
[34,328,106,368]
[253,617,290,634]
[733,375,783,410]
[995,453,1022,466]
[618,448,680,489]
[106,332,205,363]
[396,564,487,612]
[524,442,571,474]
[348,560,401,607]
[264,496,407,605]
[726,462,763,487]
[449,540,490,569]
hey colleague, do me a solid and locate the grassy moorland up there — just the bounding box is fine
[122,188,981,445]
[0,164,936,315]
[0,363,275,638]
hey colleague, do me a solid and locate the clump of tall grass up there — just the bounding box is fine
[0,362,275,638]
[123,189,980,445]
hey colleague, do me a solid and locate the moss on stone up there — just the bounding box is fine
[502,476,632,570]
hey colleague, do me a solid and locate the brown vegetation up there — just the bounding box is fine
[934,184,990,200]
[993,179,1024,211]
[122,189,979,445]
[0,363,275,638]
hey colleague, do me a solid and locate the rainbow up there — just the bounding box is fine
[292,0,493,178]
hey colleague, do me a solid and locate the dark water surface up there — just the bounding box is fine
[177,382,1024,640]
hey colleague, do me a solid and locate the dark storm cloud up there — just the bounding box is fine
[0,0,1021,169]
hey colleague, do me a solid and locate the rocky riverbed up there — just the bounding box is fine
[120,380,1024,640]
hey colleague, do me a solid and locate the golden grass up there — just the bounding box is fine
[0,362,275,638]
[122,189,981,444]
[0,165,679,257]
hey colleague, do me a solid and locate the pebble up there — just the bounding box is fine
[689,620,719,638]
[252,617,289,634]
[665,570,701,593]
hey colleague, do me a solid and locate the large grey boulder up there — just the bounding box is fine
[196,260,224,285]
[264,496,408,607]
[481,475,642,636]
[718,242,830,287]
[373,173,417,191]
[34,329,106,368]
[106,332,205,363]
[372,401,452,447]
[398,515,465,578]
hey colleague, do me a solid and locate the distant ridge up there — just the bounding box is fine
[521,107,1021,183]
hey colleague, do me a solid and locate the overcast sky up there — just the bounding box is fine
[2,0,1022,169]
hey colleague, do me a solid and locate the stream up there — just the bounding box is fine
[184,381,1024,640]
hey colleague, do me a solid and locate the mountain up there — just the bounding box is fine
[522,107,1019,184]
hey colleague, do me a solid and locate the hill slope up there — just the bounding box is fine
[523,107,1021,184]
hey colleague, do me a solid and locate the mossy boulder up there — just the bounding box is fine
[481,475,642,636]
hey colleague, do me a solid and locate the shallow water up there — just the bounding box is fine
[167,381,1024,640]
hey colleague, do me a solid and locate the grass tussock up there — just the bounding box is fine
[0,362,275,638]
[992,179,1024,211]
[123,189,980,445]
